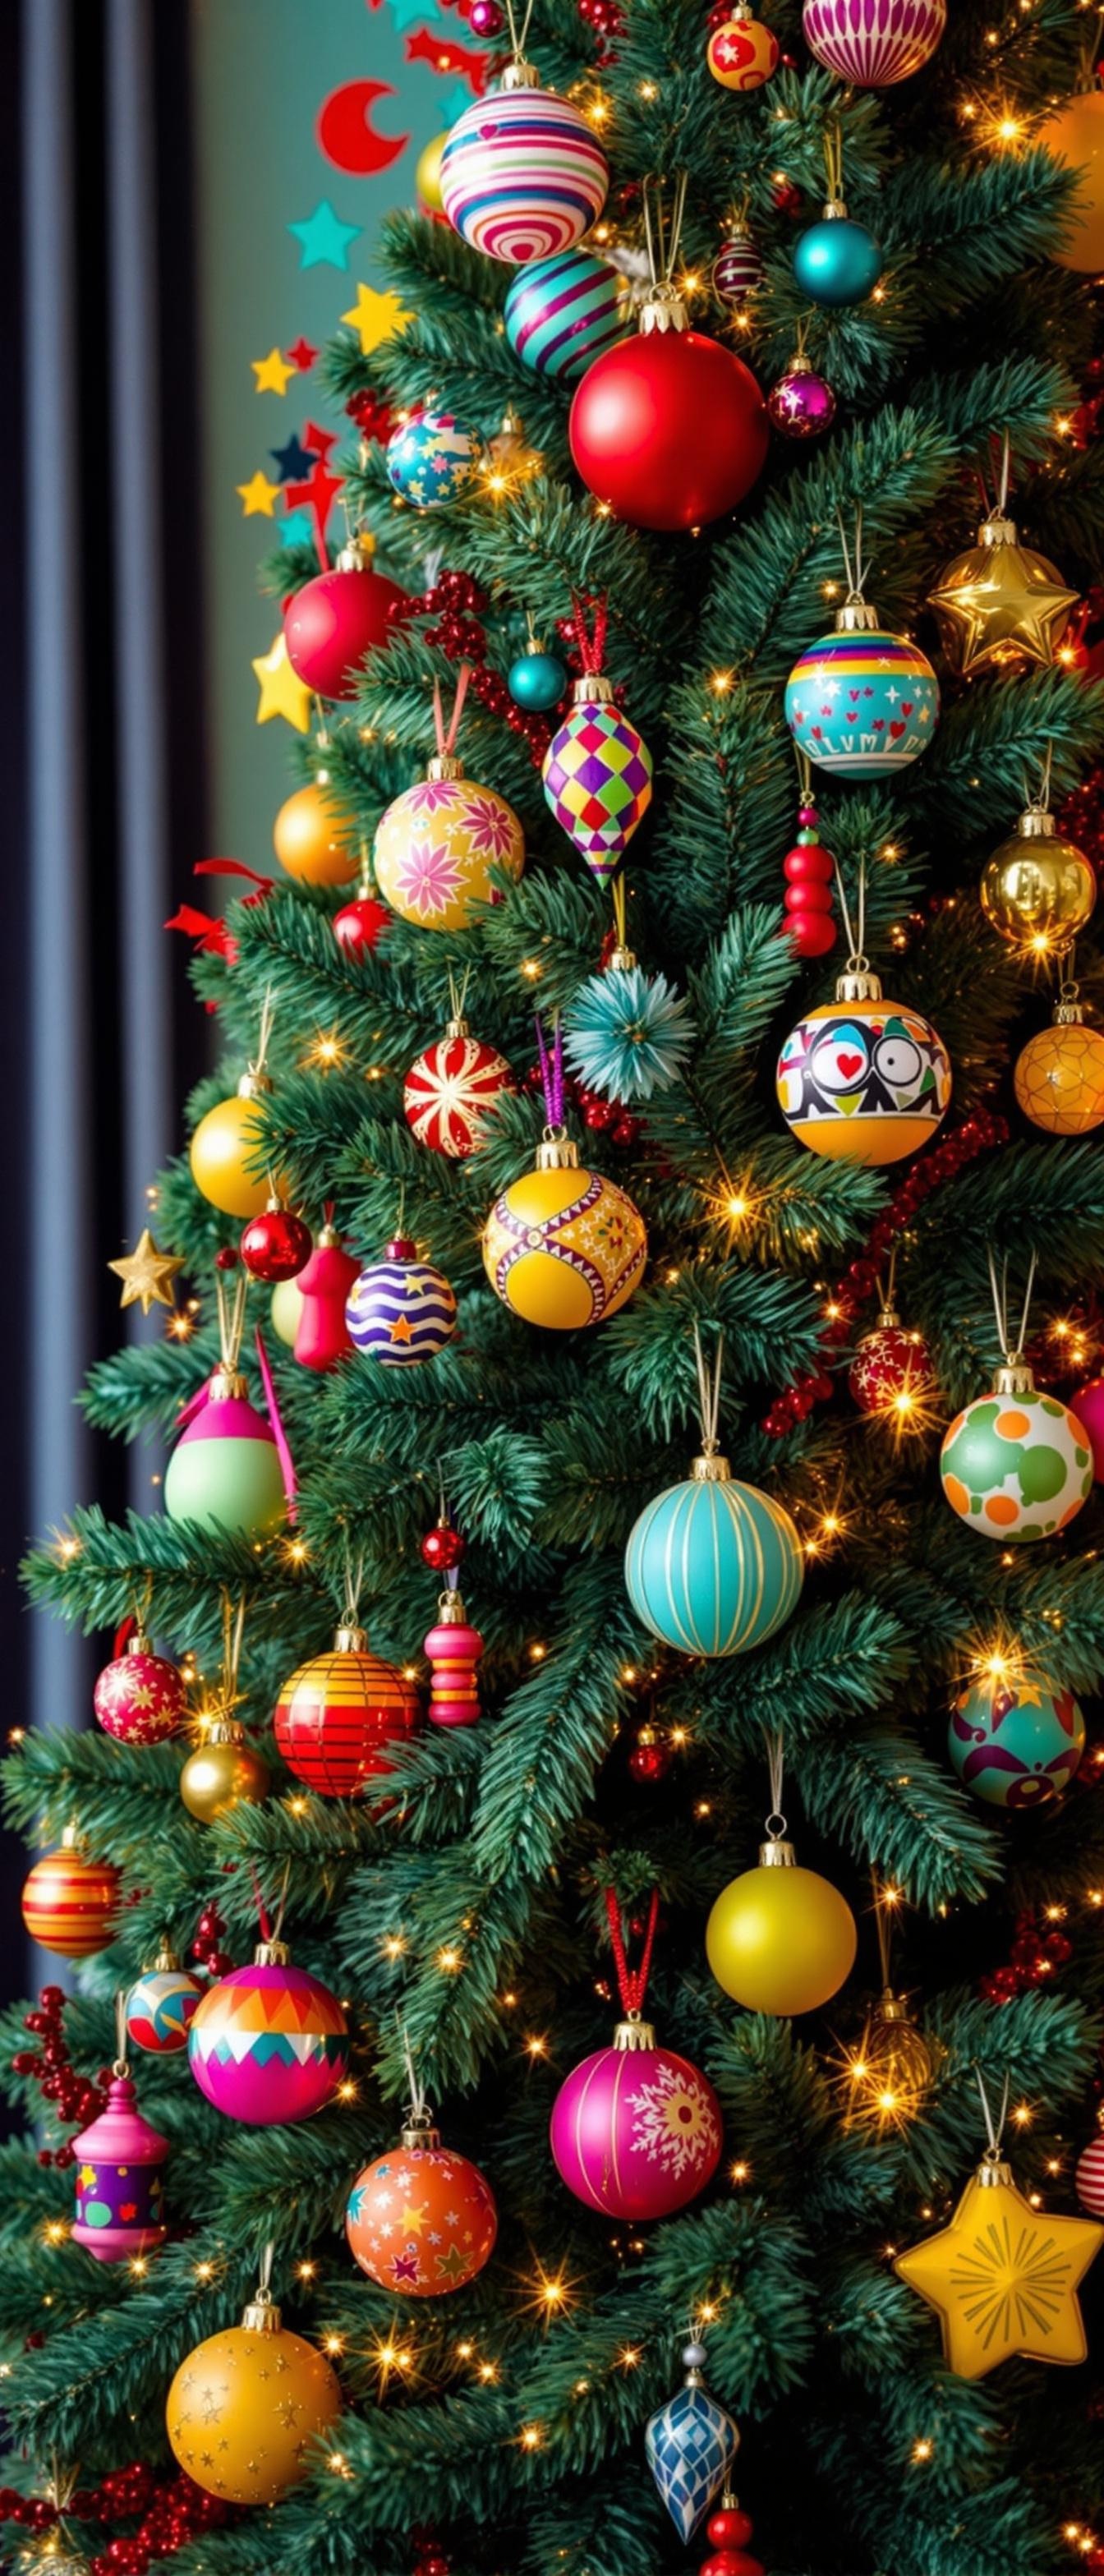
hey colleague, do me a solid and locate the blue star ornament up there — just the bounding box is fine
[269,434,318,485]
[281,508,315,549]
[288,199,362,271]
[645,2344,740,2544]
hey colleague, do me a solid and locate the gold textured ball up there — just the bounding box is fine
[1014,1020,1104,1136]
[273,783,357,886]
[166,2317,343,2504]
[415,131,448,213]
[189,1095,273,1220]
[179,1734,271,1824]
[980,830,1096,953]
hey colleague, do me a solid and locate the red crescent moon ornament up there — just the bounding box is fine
[317,80,410,176]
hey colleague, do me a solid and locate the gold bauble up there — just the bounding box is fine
[1014,1005,1104,1136]
[273,782,357,886]
[179,1723,270,1824]
[415,131,448,214]
[166,2295,343,2503]
[189,1084,274,1219]
[928,513,1077,674]
[705,1838,857,2016]
[840,1991,939,2131]
[1037,87,1104,274]
[979,809,1095,954]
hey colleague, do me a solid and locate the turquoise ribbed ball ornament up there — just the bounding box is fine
[625,1451,804,1657]
[794,210,882,307]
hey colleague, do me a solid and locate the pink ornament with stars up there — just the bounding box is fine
[345,2120,497,2296]
[849,1313,936,1421]
[94,1633,188,1746]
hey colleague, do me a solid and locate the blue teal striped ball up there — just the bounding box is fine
[625,1474,804,1656]
[504,249,627,381]
[346,1248,457,1365]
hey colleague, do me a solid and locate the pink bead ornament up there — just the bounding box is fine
[72,2034,169,2265]
[550,1888,723,2221]
[1076,2114,1104,2218]
[425,1584,485,1727]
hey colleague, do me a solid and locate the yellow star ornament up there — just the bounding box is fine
[108,1228,185,1316]
[251,347,295,396]
[237,470,280,518]
[928,513,1078,676]
[894,2155,1102,2379]
[341,282,407,355]
[251,631,312,733]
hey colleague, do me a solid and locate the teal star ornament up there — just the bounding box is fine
[288,200,361,271]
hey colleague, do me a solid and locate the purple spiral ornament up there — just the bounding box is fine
[802,0,946,85]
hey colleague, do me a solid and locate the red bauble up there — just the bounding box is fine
[274,1626,421,1795]
[1076,2123,1104,2217]
[283,549,407,701]
[94,1636,187,1745]
[628,1727,671,1782]
[785,910,836,957]
[239,1204,313,1283]
[346,2122,497,2295]
[708,2512,755,2550]
[403,1024,514,1157]
[334,893,391,955]
[569,325,768,531]
[849,1316,935,1421]
[421,1519,465,1572]
[292,1224,361,1370]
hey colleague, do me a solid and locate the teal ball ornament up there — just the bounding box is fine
[625,1455,803,1657]
[385,411,477,509]
[508,649,567,711]
[949,1668,1086,1809]
[794,211,882,307]
[504,247,627,381]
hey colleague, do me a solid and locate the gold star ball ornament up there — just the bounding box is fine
[166,2278,342,2504]
[928,512,1078,676]
[108,1228,185,1316]
[894,2150,1102,2378]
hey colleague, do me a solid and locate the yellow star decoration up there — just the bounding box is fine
[237,469,281,518]
[341,282,407,355]
[251,347,295,396]
[251,631,312,733]
[894,2159,1102,2378]
[928,529,1079,675]
[108,1228,185,1316]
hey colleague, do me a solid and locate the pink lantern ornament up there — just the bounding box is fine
[73,2004,169,2264]
[425,1578,484,1727]
[550,1888,723,2220]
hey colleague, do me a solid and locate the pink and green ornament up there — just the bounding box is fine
[949,1668,1085,1809]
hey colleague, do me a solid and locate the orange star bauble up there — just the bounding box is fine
[895,2153,1102,2376]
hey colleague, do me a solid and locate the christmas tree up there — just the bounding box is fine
[7,3,1104,2574]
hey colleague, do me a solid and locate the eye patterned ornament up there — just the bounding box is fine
[776,858,950,1166]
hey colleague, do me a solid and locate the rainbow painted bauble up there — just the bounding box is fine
[274,1625,421,1794]
[508,646,568,710]
[980,810,1095,952]
[706,1833,858,2014]
[569,315,769,532]
[178,1723,271,1824]
[1014,1006,1104,1137]
[274,781,357,886]
[768,354,836,439]
[803,0,946,83]
[425,1593,484,1727]
[785,605,939,776]
[126,1948,205,2054]
[504,246,626,380]
[1071,1376,1104,1479]
[543,680,654,877]
[948,1668,1085,1809]
[794,207,882,306]
[1076,2116,1104,2218]
[404,1017,514,1157]
[481,1133,646,1330]
[189,1077,274,1220]
[1037,87,1104,273]
[72,2074,168,2263]
[849,1307,936,1421]
[293,1222,360,1371]
[646,2343,740,2543]
[166,2293,343,2505]
[374,763,524,932]
[346,1235,458,1364]
[283,540,405,699]
[706,7,779,89]
[94,1631,187,1745]
[345,2118,498,2295]
[187,1945,349,2125]
[164,1376,287,1537]
[21,1848,121,1958]
[940,1362,1092,1543]
[776,970,951,1164]
[711,232,764,308]
[624,1449,803,1657]
[439,77,609,264]
[385,411,478,508]
[550,2017,723,2220]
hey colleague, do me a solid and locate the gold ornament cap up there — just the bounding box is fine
[535,1128,581,1172]
[571,673,614,707]
[499,53,540,88]
[401,2117,442,2150]
[1017,806,1058,842]
[335,1623,368,1654]
[976,2152,1013,2190]
[426,752,464,783]
[835,966,883,1003]
[978,513,1019,550]
[241,2285,283,2335]
[337,532,375,572]
[993,1358,1036,1397]
[639,283,690,336]
[254,1937,291,1968]
[821,195,849,222]
[237,1065,274,1102]
[208,1368,248,1401]
[834,597,881,636]
[435,1589,471,1626]
[1054,992,1087,1027]
[152,1938,182,1973]
[759,1834,797,1867]
[690,1445,732,1483]
[205,1718,245,1748]
[873,1302,900,1332]
[126,1626,153,1658]
[444,1013,471,1041]
[614,2014,657,2051]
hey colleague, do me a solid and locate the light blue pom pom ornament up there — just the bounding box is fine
[625,1329,804,1656]
[645,2338,740,2543]
[564,901,694,1103]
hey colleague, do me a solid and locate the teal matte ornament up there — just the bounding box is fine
[508,648,568,711]
[624,1330,803,1656]
[564,951,694,1102]
[794,202,882,307]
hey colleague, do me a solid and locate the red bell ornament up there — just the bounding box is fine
[283,535,407,702]
[292,1216,361,1371]
[424,1589,484,1727]
[239,1198,313,1284]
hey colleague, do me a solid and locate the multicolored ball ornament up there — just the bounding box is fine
[895,2144,1102,2377]
[404,1010,514,1157]
[21,1846,121,1959]
[849,1302,936,1424]
[948,1666,1085,1809]
[550,1890,722,2220]
[711,228,764,309]
[425,1590,484,1727]
[283,537,405,699]
[941,1359,1092,1543]
[980,806,1095,953]
[274,1622,421,1794]
[482,1132,646,1330]
[706,1821,858,2016]
[1014,993,1104,1137]
[1070,1374,1104,1479]
[94,1628,187,1746]
[178,1723,271,1824]
[803,0,946,84]
[1037,85,1104,274]
[72,2072,168,2264]
[928,510,1078,674]
[292,1218,361,1371]
[439,71,609,263]
[374,671,525,932]
[166,2269,343,2505]
[768,352,836,439]
[274,781,357,886]
[569,288,768,531]
[706,5,780,89]
[646,2340,740,2543]
[126,1946,205,2054]
[782,797,837,960]
[385,411,478,508]
[1075,2112,1104,2219]
[239,1198,313,1284]
[189,1073,274,1221]
[504,247,627,380]
[347,1234,458,1364]
[542,595,652,876]
[785,598,939,777]
[776,967,951,1165]
[188,1942,348,2125]
[508,646,568,709]
[345,2114,498,2295]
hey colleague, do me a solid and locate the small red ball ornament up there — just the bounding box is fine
[274,1623,421,1796]
[283,538,407,702]
[421,1516,465,1574]
[334,891,391,955]
[346,2114,497,2295]
[239,1201,313,1284]
[708,2511,755,2550]
[628,1723,671,1783]
[849,1304,936,1424]
[569,291,768,533]
[94,1629,187,1745]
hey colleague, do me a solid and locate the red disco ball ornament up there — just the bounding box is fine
[239,1203,314,1283]
[569,302,767,532]
[283,539,407,702]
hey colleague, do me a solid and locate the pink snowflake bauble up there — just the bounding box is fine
[404,1026,514,1157]
[550,2025,723,2219]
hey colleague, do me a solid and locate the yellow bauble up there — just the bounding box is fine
[1014,1007,1104,1135]
[1037,87,1104,274]
[374,763,524,933]
[706,1840,857,2015]
[179,1724,271,1824]
[166,2290,343,2503]
[980,810,1095,954]
[273,781,357,886]
[416,131,448,213]
[271,1277,304,1346]
[481,1136,646,1329]
[190,1083,274,1219]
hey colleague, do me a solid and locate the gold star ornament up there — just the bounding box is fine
[251,631,312,732]
[928,513,1078,675]
[895,2152,1102,2378]
[108,1228,185,1316]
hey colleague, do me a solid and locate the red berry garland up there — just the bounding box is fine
[0,2465,231,2571]
[982,1902,1078,2003]
[386,569,554,765]
[10,1986,109,2167]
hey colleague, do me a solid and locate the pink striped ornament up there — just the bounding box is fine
[1076,2123,1104,2219]
[802,0,945,85]
[425,1594,484,1727]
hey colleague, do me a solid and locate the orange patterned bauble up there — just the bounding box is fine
[1014,998,1104,1137]
[274,1623,421,1796]
[166,2277,343,2505]
[21,1847,122,1957]
[345,2115,498,2297]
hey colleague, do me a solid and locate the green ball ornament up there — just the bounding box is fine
[941,1361,1092,1543]
[508,649,568,711]
[164,1384,288,1539]
[625,1448,803,1657]
[949,1666,1085,1809]
[794,207,882,307]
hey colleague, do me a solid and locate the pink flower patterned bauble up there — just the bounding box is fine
[94,1636,188,1745]
[187,1952,349,2125]
[849,1318,936,1421]
[404,1025,515,1157]
[802,0,946,86]
[1076,2123,1104,2218]
[375,772,524,932]
[345,2122,498,2295]
[550,2024,723,2220]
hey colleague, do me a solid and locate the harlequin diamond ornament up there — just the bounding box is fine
[646,2340,740,2542]
[375,667,524,932]
[542,596,652,877]
[439,60,609,264]
[949,1665,1085,1808]
[347,1235,458,1364]
[404,1009,514,1157]
[941,1357,1092,1543]
[929,510,1078,674]
[126,1944,205,2054]
[786,596,939,778]
[777,964,950,1165]
[345,2110,498,2295]
[895,2146,1102,2376]
[385,410,479,509]
[94,1626,188,1745]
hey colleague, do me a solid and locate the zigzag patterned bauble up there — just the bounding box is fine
[187,1945,348,2125]
[346,1235,458,1364]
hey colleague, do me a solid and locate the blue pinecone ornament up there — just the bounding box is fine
[645,2340,740,2542]
[564,956,694,1103]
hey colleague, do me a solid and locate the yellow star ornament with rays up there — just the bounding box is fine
[927,526,1078,674]
[894,2154,1102,2378]
[341,282,407,354]
[251,631,312,733]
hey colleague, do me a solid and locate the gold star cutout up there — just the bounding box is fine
[108,1227,185,1316]
[928,524,1078,675]
[251,346,296,395]
[401,2198,430,2236]
[895,2159,1102,2377]
[251,631,312,733]
[341,281,407,354]
[237,469,281,518]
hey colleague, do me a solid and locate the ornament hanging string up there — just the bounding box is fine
[836,504,871,608]
[342,1543,366,1631]
[976,2067,1010,2162]
[433,662,472,759]
[536,1014,565,1129]
[794,740,814,803]
[642,171,688,289]
[692,1322,724,1457]
[604,1885,660,2019]
[502,0,536,67]
[113,1989,130,2080]
[448,964,472,1024]
[762,1725,787,1841]
[823,122,845,205]
[215,1266,248,1375]
[251,1858,291,1949]
[832,850,867,971]
[978,427,1013,528]
[251,986,276,1081]
[1024,741,1054,819]
[568,591,609,676]
[987,1245,1037,1363]
[400,2019,432,2128]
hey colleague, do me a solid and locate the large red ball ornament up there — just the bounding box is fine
[345,2117,498,2295]
[550,2017,723,2219]
[239,1203,313,1283]
[569,322,768,532]
[283,540,407,702]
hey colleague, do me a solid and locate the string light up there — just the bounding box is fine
[519,2424,544,2449]
[305,1031,348,1070]
[912,2438,934,2463]
[436,1946,463,1974]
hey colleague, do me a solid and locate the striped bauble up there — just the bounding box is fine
[1076,2127,1104,2219]
[504,248,628,381]
[803,0,945,85]
[274,1630,421,1796]
[625,1465,804,1656]
[22,1848,122,1958]
[440,85,608,264]
[346,1236,458,1364]
[404,1028,513,1157]
[711,233,764,310]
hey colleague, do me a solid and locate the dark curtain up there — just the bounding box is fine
[0,0,209,2036]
